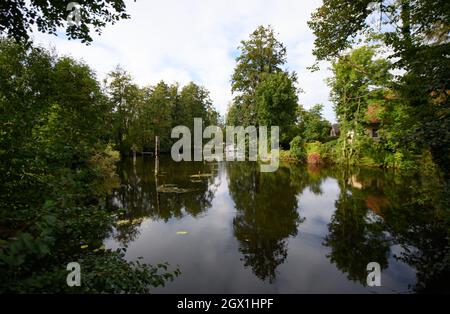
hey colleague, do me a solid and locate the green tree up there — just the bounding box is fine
[0,40,179,293]
[49,57,111,160]
[289,136,306,161]
[105,66,142,154]
[296,104,332,142]
[327,46,392,162]
[105,73,220,155]
[178,82,217,127]
[230,25,290,126]
[0,39,54,214]
[143,81,176,152]
[309,0,450,174]
[0,0,130,44]
[328,46,392,123]
[254,72,298,147]
[225,102,239,126]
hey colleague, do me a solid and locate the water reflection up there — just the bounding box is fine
[322,167,449,292]
[106,157,450,293]
[227,162,303,283]
[379,175,450,293]
[323,169,390,285]
[109,156,219,244]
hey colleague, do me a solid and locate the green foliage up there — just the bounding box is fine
[226,25,302,150]
[0,0,130,44]
[320,140,338,162]
[104,66,143,153]
[296,104,331,142]
[136,81,175,153]
[4,248,180,293]
[305,142,321,154]
[89,144,121,195]
[0,40,179,293]
[232,25,287,94]
[308,0,449,63]
[326,45,422,168]
[309,0,450,175]
[305,141,336,165]
[229,25,298,128]
[289,136,306,161]
[278,149,294,161]
[105,70,219,154]
[255,72,298,146]
[328,46,392,124]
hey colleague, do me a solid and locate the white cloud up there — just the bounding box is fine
[33,0,336,122]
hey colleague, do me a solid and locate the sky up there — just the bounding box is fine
[33,0,336,122]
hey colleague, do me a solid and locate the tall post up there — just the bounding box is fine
[154,135,160,213]
[155,135,159,175]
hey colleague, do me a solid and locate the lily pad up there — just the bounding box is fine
[190,173,213,179]
[116,218,144,226]
[93,245,106,252]
[157,184,196,193]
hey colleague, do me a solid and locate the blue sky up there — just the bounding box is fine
[34,0,336,122]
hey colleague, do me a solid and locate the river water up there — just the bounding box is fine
[105,156,449,293]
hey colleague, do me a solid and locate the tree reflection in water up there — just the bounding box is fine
[108,156,219,245]
[380,174,450,293]
[323,167,450,293]
[323,168,390,285]
[107,157,449,293]
[227,162,305,283]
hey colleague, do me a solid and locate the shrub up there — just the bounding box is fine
[89,144,121,195]
[321,139,338,162]
[307,152,322,164]
[289,136,306,161]
[305,141,323,164]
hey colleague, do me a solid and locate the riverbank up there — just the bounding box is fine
[279,140,439,173]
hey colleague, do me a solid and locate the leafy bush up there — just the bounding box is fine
[321,139,338,162]
[0,40,179,293]
[2,246,180,293]
[289,136,306,161]
[305,141,325,164]
[307,152,322,164]
[89,144,121,196]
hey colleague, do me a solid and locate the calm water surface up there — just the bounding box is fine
[105,156,449,293]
